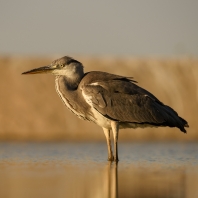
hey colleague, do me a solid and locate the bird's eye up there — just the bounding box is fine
[60,64,64,67]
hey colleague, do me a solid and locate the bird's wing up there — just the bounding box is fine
[81,79,166,124]
[80,71,188,132]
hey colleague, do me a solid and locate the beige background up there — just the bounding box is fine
[0,56,197,141]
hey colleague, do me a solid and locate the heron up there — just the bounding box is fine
[22,56,188,161]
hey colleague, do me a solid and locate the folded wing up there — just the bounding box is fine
[80,72,188,132]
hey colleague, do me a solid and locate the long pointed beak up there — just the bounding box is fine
[22,65,55,75]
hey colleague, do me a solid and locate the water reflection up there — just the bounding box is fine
[0,142,197,198]
[104,162,118,198]
[100,162,187,198]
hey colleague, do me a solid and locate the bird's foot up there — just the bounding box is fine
[114,157,119,163]
[107,156,119,162]
[108,156,114,161]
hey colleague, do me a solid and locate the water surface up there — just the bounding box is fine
[0,142,197,198]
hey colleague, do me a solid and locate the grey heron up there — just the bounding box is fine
[22,56,188,161]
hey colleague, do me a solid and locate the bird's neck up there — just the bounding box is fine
[55,72,84,90]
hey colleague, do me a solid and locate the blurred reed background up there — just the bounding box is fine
[0,56,197,142]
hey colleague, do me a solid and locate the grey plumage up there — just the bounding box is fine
[22,56,189,161]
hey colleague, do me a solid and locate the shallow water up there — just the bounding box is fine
[0,142,198,198]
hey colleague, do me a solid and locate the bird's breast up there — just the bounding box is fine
[55,77,87,120]
[55,76,112,128]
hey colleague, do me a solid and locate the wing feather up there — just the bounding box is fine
[82,81,164,123]
[80,71,188,132]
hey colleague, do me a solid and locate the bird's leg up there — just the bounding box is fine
[103,128,114,161]
[111,121,119,162]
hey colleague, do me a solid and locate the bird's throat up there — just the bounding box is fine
[55,74,83,90]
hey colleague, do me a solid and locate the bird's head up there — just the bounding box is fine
[22,56,84,77]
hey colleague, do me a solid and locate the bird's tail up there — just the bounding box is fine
[162,105,189,133]
[178,116,189,133]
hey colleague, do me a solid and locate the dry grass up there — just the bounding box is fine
[0,55,197,141]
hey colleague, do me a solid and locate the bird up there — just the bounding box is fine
[22,56,189,162]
